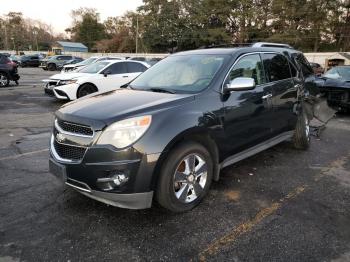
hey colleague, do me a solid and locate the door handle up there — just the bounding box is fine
[122,75,129,78]
[262,94,272,99]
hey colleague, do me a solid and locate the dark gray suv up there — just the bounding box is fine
[49,45,316,212]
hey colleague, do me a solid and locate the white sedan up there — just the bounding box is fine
[43,60,150,100]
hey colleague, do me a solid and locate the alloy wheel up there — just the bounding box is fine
[173,153,208,203]
[0,74,8,87]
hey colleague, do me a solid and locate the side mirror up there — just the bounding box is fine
[225,77,256,92]
[103,70,111,77]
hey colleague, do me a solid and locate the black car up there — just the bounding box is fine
[20,54,41,67]
[314,66,350,112]
[0,54,20,87]
[49,45,314,212]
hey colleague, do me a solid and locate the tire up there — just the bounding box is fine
[293,106,310,150]
[77,84,98,98]
[0,72,10,87]
[48,63,56,71]
[156,141,213,212]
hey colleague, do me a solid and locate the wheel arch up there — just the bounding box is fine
[76,82,98,98]
[150,127,221,190]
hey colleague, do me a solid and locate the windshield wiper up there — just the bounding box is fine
[149,88,176,94]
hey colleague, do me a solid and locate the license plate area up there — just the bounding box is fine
[49,158,67,182]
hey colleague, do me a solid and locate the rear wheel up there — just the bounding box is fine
[293,106,310,150]
[48,63,56,71]
[156,141,213,212]
[77,84,98,98]
[0,73,9,87]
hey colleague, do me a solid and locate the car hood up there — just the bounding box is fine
[50,72,91,80]
[316,78,350,89]
[56,89,195,129]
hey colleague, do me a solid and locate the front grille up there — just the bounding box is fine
[54,140,86,161]
[47,80,59,87]
[64,67,75,72]
[45,88,55,96]
[328,92,345,102]
[57,119,93,136]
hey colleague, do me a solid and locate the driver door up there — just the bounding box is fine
[222,53,275,155]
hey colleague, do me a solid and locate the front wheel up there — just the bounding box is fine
[48,63,56,71]
[77,84,98,98]
[156,141,213,212]
[0,73,9,87]
[293,107,310,150]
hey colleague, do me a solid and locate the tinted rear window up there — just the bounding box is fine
[0,55,10,64]
[262,53,291,82]
[127,62,147,73]
[295,54,313,77]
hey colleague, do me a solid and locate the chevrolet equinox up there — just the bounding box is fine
[49,46,312,212]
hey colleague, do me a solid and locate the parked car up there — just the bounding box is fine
[43,60,150,100]
[9,55,20,65]
[127,56,163,66]
[40,55,76,71]
[48,45,320,212]
[19,54,41,67]
[309,62,324,76]
[315,66,350,112]
[64,57,84,66]
[61,56,124,73]
[0,54,20,87]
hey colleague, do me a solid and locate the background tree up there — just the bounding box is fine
[67,8,106,51]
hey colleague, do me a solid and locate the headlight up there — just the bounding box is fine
[97,115,152,148]
[59,79,78,85]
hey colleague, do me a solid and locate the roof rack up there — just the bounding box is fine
[251,42,293,49]
[198,43,251,49]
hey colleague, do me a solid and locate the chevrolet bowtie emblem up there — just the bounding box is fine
[56,133,65,143]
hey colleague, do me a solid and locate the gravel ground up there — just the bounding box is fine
[0,68,350,262]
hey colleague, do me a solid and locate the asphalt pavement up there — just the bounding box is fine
[0,68,350,262]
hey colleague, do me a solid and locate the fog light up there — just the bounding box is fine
[113,174,128,185]
[97,172,129,191]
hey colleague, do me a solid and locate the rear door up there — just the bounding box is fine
[261,53,297,134]
[126,62,148,81]
[29,55,39,66]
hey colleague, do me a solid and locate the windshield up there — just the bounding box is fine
[79,57,97,66]
[79,61,109,74]
[324,67,350,80]
[130,54,227,93]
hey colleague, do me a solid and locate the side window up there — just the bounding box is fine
[56,56,63,60]
[127,62,147,73]
[105,63,127,74]
[262,53,291,82]
[62,56,72,60]
[228,54,266,85]
[0,55,8,64]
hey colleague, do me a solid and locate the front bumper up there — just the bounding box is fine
[44,82,78,100]
[327,90,350,109]
[49,126,159,209]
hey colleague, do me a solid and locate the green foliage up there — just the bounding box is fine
[0,12,56,51]
[67,8,106,51]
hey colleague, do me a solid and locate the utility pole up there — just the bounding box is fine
[4,18,8,50]
[136,15,139,54]
[11,37,15,52]
[33,30,39,51]
[4,25,8,50]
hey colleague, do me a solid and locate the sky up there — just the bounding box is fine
[1,0,143,34]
